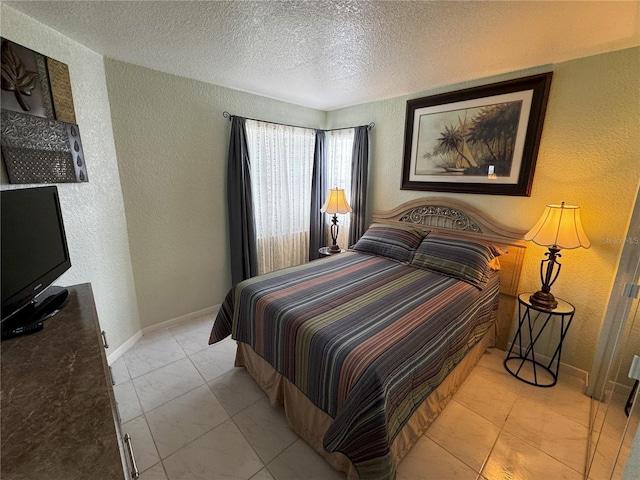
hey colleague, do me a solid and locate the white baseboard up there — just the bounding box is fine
[607,380,633,397]
[107,330,142,364]
[140,305,220,336]
[107,304,220,365]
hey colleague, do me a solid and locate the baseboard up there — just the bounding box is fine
[140,305,220,336]
[506,342,589,384]
[107,304,220,365]
[107,330,142,364]
[607,379,633,397]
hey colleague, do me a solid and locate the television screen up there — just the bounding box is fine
[1,186,71,326]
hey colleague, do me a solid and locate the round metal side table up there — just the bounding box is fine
[504,293,575,387]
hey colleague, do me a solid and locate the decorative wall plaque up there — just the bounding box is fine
[1,38,88,183]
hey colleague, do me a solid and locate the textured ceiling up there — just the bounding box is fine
[5,1,640,110]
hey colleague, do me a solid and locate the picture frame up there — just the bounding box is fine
[401,73,552,196]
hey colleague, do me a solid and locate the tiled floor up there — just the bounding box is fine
[110,310,617,480]
[588,387,639,480]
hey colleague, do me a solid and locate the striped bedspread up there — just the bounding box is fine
[210,251,500,479]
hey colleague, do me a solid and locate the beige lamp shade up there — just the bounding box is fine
[524,202,590,249]
[320,188,352,215]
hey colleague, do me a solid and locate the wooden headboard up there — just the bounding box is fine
[373,197,527,349]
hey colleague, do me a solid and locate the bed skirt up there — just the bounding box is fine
[235,333,492,479]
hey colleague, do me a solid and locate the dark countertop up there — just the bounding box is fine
[1,283,128,480]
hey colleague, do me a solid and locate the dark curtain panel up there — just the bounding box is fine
[309,130,327,260]
[227,116,258,285]
[349,126,369,246]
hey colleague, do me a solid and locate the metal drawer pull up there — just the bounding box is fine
[124,433,140,479]
[101,330,109,349]
[108,366,116,386]
[116,400,122,424]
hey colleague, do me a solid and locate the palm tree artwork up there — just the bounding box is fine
[416,101,522,177]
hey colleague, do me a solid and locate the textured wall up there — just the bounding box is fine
[0,5,141,351]
[326,47,640,372]
[104,59,325,329]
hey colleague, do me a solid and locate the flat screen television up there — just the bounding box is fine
[1,186,72,338]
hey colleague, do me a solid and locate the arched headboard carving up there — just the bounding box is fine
[398,205,483,233]
[373,197,528,349]
[374,197,526,241]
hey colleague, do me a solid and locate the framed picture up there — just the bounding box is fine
[401,73,552,196]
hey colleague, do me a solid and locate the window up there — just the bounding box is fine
[244,121,355,274]
[325,128,355,248]
[245,120,315,274]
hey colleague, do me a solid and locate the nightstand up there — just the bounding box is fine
[504,293,575,387]
[319,247,345,257]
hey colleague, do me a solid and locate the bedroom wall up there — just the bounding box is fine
[325,47,640,373]
[0,5,141,352]
[103,59,326,329]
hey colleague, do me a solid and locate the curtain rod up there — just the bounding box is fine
[222,111,374,131]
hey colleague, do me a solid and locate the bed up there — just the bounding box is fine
[209,198,526,479]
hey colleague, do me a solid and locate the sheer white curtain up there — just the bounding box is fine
[245,120,316,274]
[325,128,355,249]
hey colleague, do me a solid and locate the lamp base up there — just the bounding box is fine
[328,244,342,253]
[529,291,558,310]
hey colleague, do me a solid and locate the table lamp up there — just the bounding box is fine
[321,188,352,253]
[524,202,590,309]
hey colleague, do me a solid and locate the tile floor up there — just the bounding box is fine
[110,310,626,480]
[588,387,639,480]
